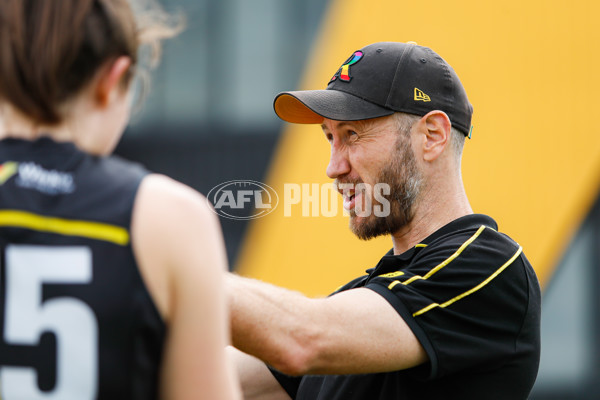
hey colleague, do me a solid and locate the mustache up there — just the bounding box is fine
[333,178,363,190]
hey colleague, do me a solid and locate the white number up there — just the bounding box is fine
[1,245,98,400]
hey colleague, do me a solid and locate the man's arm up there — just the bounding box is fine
[227,346,291,400]
[228,273,427,376]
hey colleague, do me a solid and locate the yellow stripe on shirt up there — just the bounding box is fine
[0,210,129,246]
[412,246,523,317]
[401,225,487,286]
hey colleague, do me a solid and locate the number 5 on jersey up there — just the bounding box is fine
[1,245,98,400]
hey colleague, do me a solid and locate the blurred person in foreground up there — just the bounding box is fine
[0,1,240,399]
[227,42,541,400]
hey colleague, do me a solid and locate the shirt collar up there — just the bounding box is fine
[366,214,498,274]
[414,213,497,247]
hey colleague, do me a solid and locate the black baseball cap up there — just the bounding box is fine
[273,42,473,136]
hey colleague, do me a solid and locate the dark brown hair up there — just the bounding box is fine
[0,0,178,125]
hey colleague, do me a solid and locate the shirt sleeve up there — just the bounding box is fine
[365,228,531,380]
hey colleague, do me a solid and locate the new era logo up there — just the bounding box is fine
[414,88,431,102]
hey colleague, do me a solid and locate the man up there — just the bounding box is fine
[228,41,541,399]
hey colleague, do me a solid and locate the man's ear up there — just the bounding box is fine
[420,110,452,162]
[95,56,132,107]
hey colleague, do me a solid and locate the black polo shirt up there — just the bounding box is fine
[270,214,541,400]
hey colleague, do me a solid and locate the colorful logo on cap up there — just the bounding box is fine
[0,162,18,185]
[330,51,364,83]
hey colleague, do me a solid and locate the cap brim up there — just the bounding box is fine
[273,90,394,124]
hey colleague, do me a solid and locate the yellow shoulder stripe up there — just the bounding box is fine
[401,225,487,286]
[0,210,129,246]
[412,246,523,317]
[388,280,401,290]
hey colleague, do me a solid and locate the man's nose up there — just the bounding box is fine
[326,144,351,179]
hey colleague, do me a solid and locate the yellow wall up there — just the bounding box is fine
[237,0,600,295]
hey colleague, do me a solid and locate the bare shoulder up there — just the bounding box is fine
[133,174,222,248]
[135,173,215,221]
[132,174,239,399]
[131,173,227,322]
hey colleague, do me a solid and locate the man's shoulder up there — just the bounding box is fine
[395,215,536,296]
[418,214,526,267]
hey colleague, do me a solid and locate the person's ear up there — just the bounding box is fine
[95,56,132,107]
[420,110,451,162]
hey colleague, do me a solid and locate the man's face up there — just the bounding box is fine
[322,115,423,240]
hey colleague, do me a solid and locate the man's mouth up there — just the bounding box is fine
[336,181,366,212]
[343,190,357,211]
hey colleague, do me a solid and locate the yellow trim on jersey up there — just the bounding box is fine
[415,243,428,248]
[379,271,405,279]
[401,225,487,286]
[388,280,401,290]
[0,210,129,246]
[412,246,523,317]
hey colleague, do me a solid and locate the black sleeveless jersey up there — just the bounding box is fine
[0,137,166,400]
